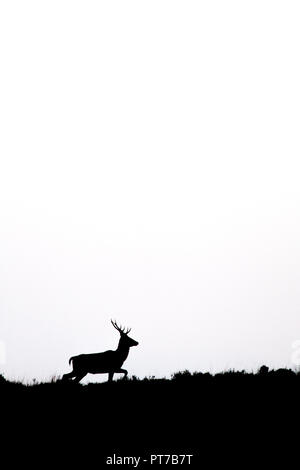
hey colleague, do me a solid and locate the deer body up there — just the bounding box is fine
[62,321,138,383]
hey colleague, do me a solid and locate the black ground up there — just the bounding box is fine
[1,368,299,467]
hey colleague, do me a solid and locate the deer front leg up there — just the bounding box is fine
[117,368,128,379]
[108,371,114,382]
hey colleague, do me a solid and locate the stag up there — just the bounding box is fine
[62,320,138,383]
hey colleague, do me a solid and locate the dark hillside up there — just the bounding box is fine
[1,368,299,467]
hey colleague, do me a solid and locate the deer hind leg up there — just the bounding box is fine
[73,372,87,383]
[62,371,77,381]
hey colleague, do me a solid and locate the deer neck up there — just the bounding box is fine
[116,340,130,362]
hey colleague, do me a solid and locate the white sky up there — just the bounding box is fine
[1,1,300,382]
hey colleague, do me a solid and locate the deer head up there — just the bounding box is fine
[111,320,139,347]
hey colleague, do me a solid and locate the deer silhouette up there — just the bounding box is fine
[62,320,138,383]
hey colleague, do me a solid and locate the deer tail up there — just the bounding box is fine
[69,356,74,366]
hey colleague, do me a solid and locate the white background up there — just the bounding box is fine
[0,1,300,382]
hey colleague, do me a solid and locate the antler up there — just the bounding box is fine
[111,319,131,335]
[111,319,122,332]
